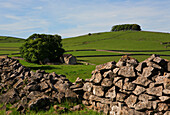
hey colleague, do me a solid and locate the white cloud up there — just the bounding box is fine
[5,15,21,20]
[0,2,19,9]
[33,6,43,10]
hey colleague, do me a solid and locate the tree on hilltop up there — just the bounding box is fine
[111,24,141,31]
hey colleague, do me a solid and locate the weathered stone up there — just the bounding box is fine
[93,86,104,97]
[53,105,59,110]
[116,60,125,67]
[0,89,20,104]
[118,66,136,77]
[163,76,170,90]
[126,58,138,67]
[96,61,116,71]
[101,78,113,87]
[164,111,170,115]
[27,91,42,100]
[65,89,78,100]
[26,84,40,92]
[135,62,147,73]
[135,101,152,110]
[55,92,65,103]
[39,81,49,91]
[83,92,92,100]
[28,95,50,110]
[54,82,70,93]
[153,56,166,65]
[83,82,93,92]
[110,102,122,115]
[125,95,137,108]
[157,103,168,111]
[142,67,155,78]
[70,83,83,89]
[13,79,23,89]
[163,89,170,95]
[146,86,163,96]
[93,72,103,84]
[113,76,122,83]
[115,79,123,89]
[96,102,104,112]
[152,100,160,110]
[123,82,136,91]
[159,96,170,102]
[167,61,170,72]
[113,68,119,74]
[138,94,156,101]
[72,87,84,94]
[155,74,169,85]
[89,95,113,104]
[146,61,162,70]
[82,100,89,105]
[57,106,68,113]
[144,54,157,62]
[116,93,127,102]
[69,104,82,111]
[64,54,77,65]
[103,104,110,115]
[133,86,146,95]
[105,86,116,99]
[103,70,114,78]
[75,77,84,83]
[132,76,152,87]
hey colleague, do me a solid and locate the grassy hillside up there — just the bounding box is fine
[63,31,170,64]
[62,31,170,50]
[0,36,24,43]
[0,36,25,55]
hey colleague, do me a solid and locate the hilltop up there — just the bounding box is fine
[0,36,24,43]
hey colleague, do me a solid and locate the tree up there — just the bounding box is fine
[20,33,65,64]
[111,24,141,31]
[132,24,141,31]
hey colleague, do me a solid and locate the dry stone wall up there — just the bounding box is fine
[0,55,170,115]
[71,55,170,115]
[0,56,79,113]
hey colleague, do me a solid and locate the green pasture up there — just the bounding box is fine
[15,59,95,82]
[62,31,170,50]
[65,51,122,56]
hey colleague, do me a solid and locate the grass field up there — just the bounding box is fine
[1,31,170,114]
[62,31,170,50]
[62,31,170,63]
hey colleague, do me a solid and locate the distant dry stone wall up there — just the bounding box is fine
[71,55,170,115]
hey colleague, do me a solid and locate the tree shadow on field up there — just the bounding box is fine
[29,66,61,71]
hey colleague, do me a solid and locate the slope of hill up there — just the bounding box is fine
[62,31,170,50]
[0,36,25,43]
[0,36,25,55]
[63,31,170,64]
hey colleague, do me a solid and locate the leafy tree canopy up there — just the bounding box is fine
[111,24,141,31]
[20,33,65,64]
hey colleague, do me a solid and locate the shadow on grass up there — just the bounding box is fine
[29,66,61,71]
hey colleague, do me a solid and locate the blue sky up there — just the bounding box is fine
[0,0,170,38]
